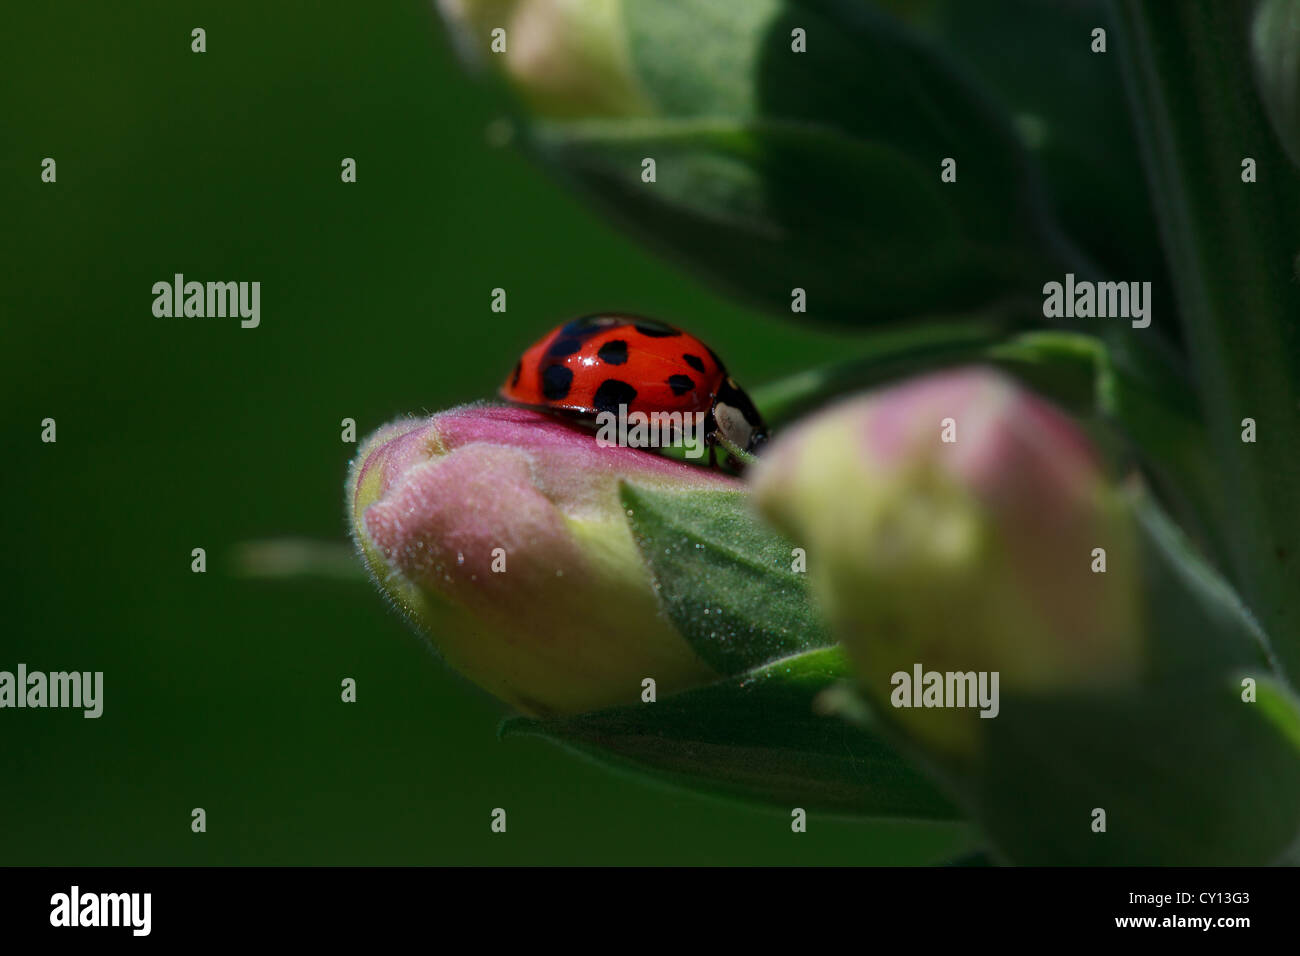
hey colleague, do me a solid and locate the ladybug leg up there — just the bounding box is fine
[703,408,719,469]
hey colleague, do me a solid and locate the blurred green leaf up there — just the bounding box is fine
[516,0,1074,326]
[885,0,1167,286]
[1134,494,1277,678]
[532,116,1043,325]
[1113,0,1300,678]
[502,646,961,818]
[619,482,831,674]
[944,495,1300,864]
[1257,676,1300,752]
[1252,0,1300,168]
[973,680,1300,865]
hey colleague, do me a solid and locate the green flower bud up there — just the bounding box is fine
[751,368,1143,756]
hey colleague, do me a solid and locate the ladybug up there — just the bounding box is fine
[500,314,768,465]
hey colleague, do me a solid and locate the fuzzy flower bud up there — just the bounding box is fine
[348,404,735,716]
[437,0,653,118]
[752,368,1143,754]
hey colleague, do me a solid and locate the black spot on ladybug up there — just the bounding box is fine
[683,353,706,373]
[634,322,681,338]
[666,374,696,396]
[597,340,629,365]
[542,364,573,400]
[592,379,637,413]
[548,337,583,358]
[510,360,522,388]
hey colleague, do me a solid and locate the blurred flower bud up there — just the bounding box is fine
[349,404,735,716]
[751,368,1143,755]
[437,0,653,118]
[1252,0,1300,168]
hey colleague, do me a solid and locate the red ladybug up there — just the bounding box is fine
[500,314,768,464]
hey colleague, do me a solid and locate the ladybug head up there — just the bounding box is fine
[711,377,769,456]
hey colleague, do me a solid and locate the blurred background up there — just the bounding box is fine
[0,1,970,863]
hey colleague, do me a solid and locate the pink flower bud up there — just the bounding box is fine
[348,404,735,716]
[752,368,1143,754]
[437,0,653,118]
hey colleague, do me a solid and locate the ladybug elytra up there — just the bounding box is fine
[500,314,768,464]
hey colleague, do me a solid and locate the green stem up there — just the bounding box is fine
[1111,0,1300,679]
[231,538,367,582]
[752,315,1015,425]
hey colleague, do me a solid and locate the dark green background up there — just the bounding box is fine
[1,1,970,863]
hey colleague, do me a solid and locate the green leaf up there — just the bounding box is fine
[1112,0,1300,682]
[1257,675,1300,752]
[619,482,830,674]
[502,646,961,818]
[531,116,1040,325]
[1134,494,1276,678]
[522,0,1073,326]
[971,680,1300,865]
[887,0,1166,284]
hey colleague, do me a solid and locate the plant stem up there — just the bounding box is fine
[1111,0,1300,680]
